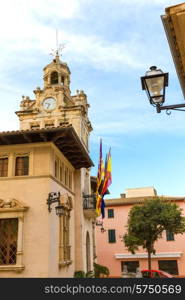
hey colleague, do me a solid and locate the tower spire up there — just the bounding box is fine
[56,29,59,55]
[50,30,65,60]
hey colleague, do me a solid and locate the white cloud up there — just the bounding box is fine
[0,0,174,74]
[64,33,145,70]
[111,0,180,6]
[0,0,183,136]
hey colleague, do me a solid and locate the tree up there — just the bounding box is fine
[73,263,110,278]
[94,262,110,278]
[123,197,185,270]
[73,270,94,278]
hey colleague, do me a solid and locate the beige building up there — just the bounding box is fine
[0,52,97,277]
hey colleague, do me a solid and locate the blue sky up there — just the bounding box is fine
[0,0,185,198]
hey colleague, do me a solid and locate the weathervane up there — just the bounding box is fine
[50,30,65,58]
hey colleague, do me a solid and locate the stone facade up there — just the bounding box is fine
[16,54,92,151]
[0,53,96,277]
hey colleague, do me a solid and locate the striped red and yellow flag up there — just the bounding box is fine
[96,139,104,216]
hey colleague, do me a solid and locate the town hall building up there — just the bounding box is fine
[0,51,97,277]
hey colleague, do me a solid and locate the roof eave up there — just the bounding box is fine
[0,126,94,169]
[161,10,185,98]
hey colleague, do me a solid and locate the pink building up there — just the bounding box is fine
[95,187,185,277]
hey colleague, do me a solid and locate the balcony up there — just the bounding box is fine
[83,193,97,219]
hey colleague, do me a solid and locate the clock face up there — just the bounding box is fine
[42,97,56,111]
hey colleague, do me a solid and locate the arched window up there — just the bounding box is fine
[50,71,58,84]
[61,76,65,85]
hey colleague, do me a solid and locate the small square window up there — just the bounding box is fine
[166,231,174,241]
[108,209,114,218]
[30,124,40,130]
[158,260,178,275]
[121,261,139,273]
[45,123,54,129]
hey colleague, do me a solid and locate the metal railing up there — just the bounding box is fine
[83,194,96,210]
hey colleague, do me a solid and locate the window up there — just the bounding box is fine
[60,163,64,182]
[108,209,114,218]
[108,229,116,243]
[69,171,72,190]
[55,160,58,178]
[0,199,27,272]
[15,156,29,176]
[61,76,65,85]
[0,157,8,177]
[30,124,40,130]
[65,167,68,186]
[51,71,58,84]
[121,261,139,273]
[158,260,178,275]
[166,230,174,241]
[45,123,54,129]
[0,218,18,265]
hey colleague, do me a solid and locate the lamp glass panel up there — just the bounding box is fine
[145,76,164,104]
[145,76,164,96]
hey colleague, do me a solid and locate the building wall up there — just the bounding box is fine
[0,54,94,278]
[96,197,185,277]
[0,142,80,277]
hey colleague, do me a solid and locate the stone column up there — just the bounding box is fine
[16,217,24,266]
[74,169,84,271]
[8,153,14,177]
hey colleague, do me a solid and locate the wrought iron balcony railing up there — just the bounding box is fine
[83,193,97,218]
[83,193,96,209]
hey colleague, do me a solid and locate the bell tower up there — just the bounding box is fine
[16,51,92,150]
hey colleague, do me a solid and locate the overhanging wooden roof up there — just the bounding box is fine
[0,125,94,169]
[161,3,185,98]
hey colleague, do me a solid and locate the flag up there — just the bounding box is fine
[96,139,104,191]
[96,139,104,216]
[100,148,112,218]
[101,195,106,218]
[101,148,112,196]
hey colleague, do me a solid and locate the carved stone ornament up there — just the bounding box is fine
[0,198,28,210]
[59,193,73,210]
[20,96,36,111]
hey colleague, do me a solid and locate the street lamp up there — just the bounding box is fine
[47,192,65,216]
[141,66,185,113]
